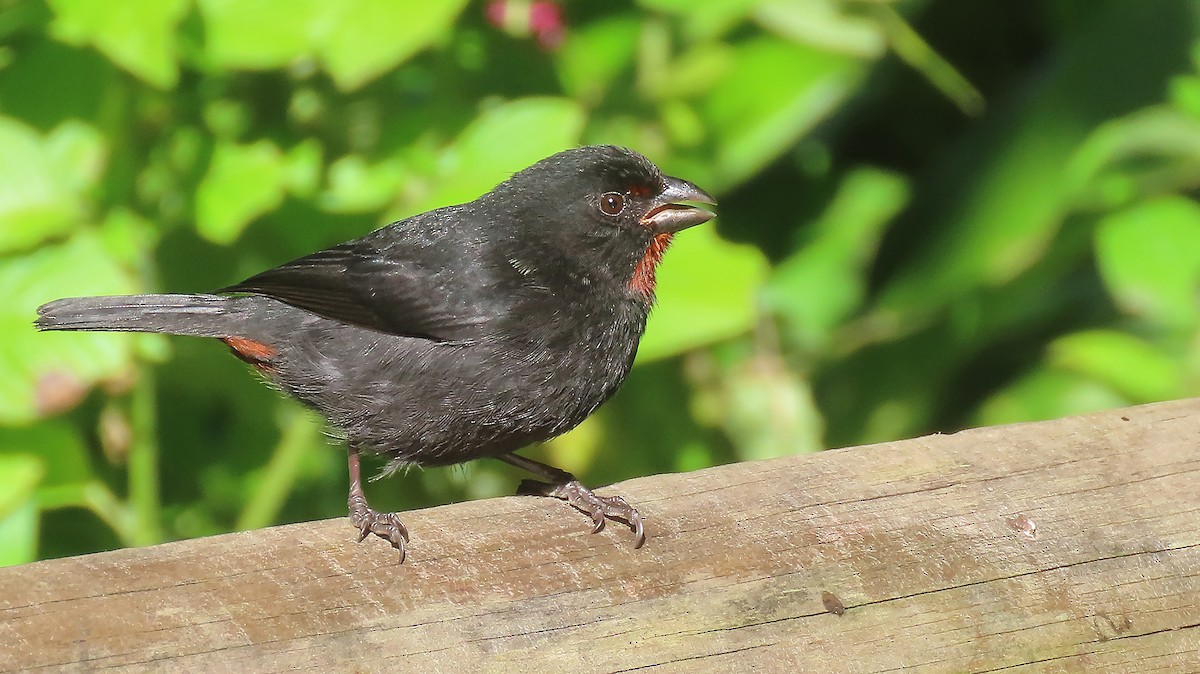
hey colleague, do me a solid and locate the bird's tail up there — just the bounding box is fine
[35,294,241,337]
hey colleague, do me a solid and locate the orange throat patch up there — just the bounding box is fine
[627,233,675,299]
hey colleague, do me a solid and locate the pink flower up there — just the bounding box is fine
[485,0,565,51]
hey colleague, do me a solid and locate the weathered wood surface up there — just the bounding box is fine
[2,400,1198,673]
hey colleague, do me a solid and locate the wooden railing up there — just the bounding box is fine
[2,399,1197,672]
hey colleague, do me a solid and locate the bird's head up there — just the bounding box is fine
[484,145,715,302]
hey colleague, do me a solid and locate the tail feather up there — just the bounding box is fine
[36,294,240,337]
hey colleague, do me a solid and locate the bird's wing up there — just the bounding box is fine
[220,234,489,342]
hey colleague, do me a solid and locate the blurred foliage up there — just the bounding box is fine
[0,0,1197,564]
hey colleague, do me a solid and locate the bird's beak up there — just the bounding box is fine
[641,176,717,234]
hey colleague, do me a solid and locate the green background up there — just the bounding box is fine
[1,0,1197,565]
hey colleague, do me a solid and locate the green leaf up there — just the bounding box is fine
[645,42,735,102]
[0,454,42,521]
[765,168,909,351]
[45,121,107,197]
[703,37,864,187]
[660,100,707,147]
[320,0,470,91]
[284,139,324,199]
[753,0,885,58]
[98,208,160,269]
[975,370,1128,427]
[556,15,641,104]
[636,0,758,40]
[202,99,251,140]
[1169,75,1200,119]
[1094,197,1200,329]
[0,453,42,567]
[0,497,39,567]
[199,0,325,70]
[0,230,143,425]
[690,346,824,459]
[200,0,469,90]
[1049,330,1184,402]
[47,0,186,88]
[872,2,1195,339]
[0,118,100,254]
[195,140,287,244]
[409,98,586,214]
[319,154,408,213]
[1067,108,1200,209]
[0,422,92,489]
[638,227,768,362]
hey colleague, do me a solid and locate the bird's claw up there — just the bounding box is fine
[519,478,646,548]
[348,493,410,563]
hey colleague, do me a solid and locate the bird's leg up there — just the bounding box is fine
[347,445,409,562]
[499,453,645,548]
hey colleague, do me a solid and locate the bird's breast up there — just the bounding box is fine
[496,294,648,419]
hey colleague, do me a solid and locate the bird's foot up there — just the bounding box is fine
[348,491,410,563]
[518,478,646,549]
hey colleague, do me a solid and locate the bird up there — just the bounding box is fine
[36,145,716,562]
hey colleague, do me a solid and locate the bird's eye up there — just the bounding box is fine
[599,192,625,216]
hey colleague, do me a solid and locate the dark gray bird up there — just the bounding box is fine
[36,145,716,561]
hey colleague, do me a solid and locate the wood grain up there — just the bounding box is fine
[2,399,1198,673]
